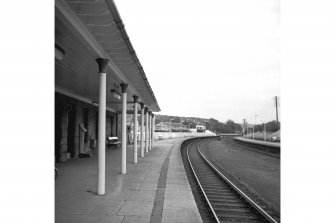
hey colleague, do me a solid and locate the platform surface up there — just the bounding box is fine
[55,138,202,223]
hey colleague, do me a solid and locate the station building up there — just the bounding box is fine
[55,0,160,173]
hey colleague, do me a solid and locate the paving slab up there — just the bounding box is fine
[161,209,202,223]
[162,139,203,223]
[89,205,121,215]
[117,201,154,216]
[139,182,157,191]
[122,216,151,223]
[55,214,86,223]
[80,214,124,223]
[55,138,202,223]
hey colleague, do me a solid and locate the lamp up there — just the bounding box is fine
[55,44,65,61]
[110,84,121,100]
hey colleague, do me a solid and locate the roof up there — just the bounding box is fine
[55,0,160,112]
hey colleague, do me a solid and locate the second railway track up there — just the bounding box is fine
[185,138,278,223]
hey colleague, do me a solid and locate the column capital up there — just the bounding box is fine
[151,113,155,118]
[140,102,145,109]
[148,110,152,115]
[96,58,109,73]
[133,95,139,103]
[120,83,128,93]
[144,107,148,114]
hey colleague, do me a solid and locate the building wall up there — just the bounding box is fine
[59,109,68,162]
[153,132,216,140]
[55,92,117,162]
[111,114,117,137]
[87,109,97,147]
[74,104,82,157]
[117,114,122,139]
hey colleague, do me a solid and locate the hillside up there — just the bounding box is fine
[155,114,242,134]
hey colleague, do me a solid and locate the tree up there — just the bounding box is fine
[253,121,280,133]
[171,117,181,123]
[266,121,280,133]
[182,121,196,128]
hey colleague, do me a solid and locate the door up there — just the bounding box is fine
[67,105,76,158]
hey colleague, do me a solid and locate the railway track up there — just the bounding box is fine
[185,139,278,223]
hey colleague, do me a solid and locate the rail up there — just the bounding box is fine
[196,139,278,223]
[186,139,220,222]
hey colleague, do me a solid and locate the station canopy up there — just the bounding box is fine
[55,0,160,113]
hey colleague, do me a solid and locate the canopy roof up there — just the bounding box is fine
[55,0,160,112]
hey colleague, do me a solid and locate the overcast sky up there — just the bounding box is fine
[116,0,280,124]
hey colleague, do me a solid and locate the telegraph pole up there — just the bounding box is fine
[275,96,279,124]
[242,119,246,136]
[260,120,266,141]
[253,114,257,140]
[246,121,248,136]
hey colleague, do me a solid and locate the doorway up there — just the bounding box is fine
[67,105,76,158]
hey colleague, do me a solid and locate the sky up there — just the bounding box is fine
[116,0,280,124]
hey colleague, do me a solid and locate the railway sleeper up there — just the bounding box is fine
[213,206,252,212]
[197,177,221,183]
[196,174,220,179]
[209,199,245,205]
[209,196,241,202]
[205,190,236,195]
[200,182,228,186]
[218,218,262,223]
[201,187,231,192]
[206,192,237,198]
[214,207,253,214]
[206,194,238,200]
[216,213,260,221]
[198,179,222,184]
[211,202,247,208]
[204,190,233,195]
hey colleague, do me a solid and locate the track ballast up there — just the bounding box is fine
[184,138,278,223]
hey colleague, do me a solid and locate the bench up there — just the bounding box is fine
[107,136,121,148]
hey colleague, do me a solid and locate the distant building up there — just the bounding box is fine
[155,122,187,132]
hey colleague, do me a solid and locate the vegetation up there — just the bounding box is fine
[154,114,280,135]
[155,115,243,134]
[252,121,280,133]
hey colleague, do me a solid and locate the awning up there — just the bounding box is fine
[55,0,160,112]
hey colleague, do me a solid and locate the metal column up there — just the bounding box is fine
[145,108,149,153]
[140,103,145,157]
[148,111,151,151]
[133,95,139,164]
[152,114,155,149]
[120,83,128,174]
[96,58,109,195]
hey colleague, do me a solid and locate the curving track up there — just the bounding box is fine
[183,138,279,223]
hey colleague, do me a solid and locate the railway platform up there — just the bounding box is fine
[55,138,202,223]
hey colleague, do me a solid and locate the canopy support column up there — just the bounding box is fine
[148,111,151,151]
[133,95,139,164]
[145,108,149,153]
[120,83,128,174]
[152,114,155,149]
[140,103,145,157]
[96,58,109,195]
